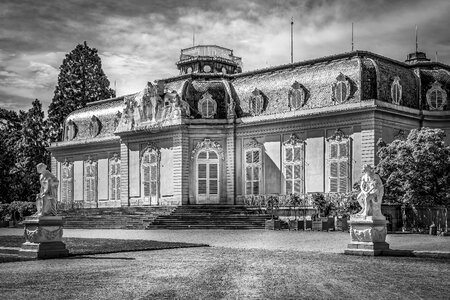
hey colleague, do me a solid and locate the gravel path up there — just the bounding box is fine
[1,228,449,252]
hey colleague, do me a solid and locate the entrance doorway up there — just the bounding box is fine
[196,150,219,204]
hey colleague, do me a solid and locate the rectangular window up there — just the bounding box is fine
[110,158,121,201]
[84,161,97,203]
[61,163,73,204]
[284,144,304,195]
[328,141,350,193]
[142,150,159,201]
[245,149,261,195]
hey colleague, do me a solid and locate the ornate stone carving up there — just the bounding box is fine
[332,73,352,103]
[198,91,217,118]
[355,164,385,220]
[24,226,64,243]
[288,81,308,110]
[391,76,402,105]
[191,138,224,160]
[244,138,263,150]
[326,129,348,142]
[426,81,447,111]
[65,119,77,141]
[393,129,406,140]
[350,226,386,243]
[34,163,59,217]
[283,133,303,146]
[141,142,161,161]
[111,153,120,162]
[89,115,101,137]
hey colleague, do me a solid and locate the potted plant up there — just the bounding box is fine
[6,201,36,227]
[288,193,301,230]
[312,193,327,231]
[265,195,281,230]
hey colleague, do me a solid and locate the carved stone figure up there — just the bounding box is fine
[35,163,59,217]
[356,164,384,219]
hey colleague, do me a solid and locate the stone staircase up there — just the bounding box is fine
[146,205,270,230]
[61,207,176,229]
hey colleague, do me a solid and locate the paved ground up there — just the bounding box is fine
[1,228,449,252]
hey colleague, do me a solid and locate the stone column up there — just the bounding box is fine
[361,119,382,166]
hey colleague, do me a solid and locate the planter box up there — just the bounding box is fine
[305,220,312,230]
[327,217,335,231]
[312,220,322,231]
[265,219,282,230]
[321,217,329,231]
[288,219,305,230]
[341,217,349,232]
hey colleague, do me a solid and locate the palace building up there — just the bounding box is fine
[49,45,450,210]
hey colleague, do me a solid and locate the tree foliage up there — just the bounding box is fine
[0,100,50,203]
[48,41,115,142]
[376,128,450,206]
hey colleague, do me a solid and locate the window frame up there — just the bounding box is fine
[84,157,98,205]
[327,130,351,194]
[141,144,161,205]
[391,76,402,105]
[426,81,447,111]
[61,160,74,207]
[109,154,121,201]
[283,134,305,195]
[244,138,264,196]
[198,91,217,119]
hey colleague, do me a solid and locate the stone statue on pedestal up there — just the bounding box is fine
[35,163,59,217]
[356,164,384,220]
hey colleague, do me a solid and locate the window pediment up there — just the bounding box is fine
[191,138,224,160]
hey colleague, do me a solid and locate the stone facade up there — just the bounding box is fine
[49,46,450,209]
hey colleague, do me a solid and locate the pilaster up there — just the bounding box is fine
[226,127,236,204]
[361,119,382,166]
[120,141,129,207]
[173,130,189,205]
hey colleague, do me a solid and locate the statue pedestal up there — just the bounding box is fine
[18,216,69,259]
[344,215,390,256]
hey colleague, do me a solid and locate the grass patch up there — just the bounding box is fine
[0,235,208,262]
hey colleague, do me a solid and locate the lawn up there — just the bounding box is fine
[0,235,207,262]
[0,247,449,299]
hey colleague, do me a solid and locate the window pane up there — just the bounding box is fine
[253,166,259,180]
[150,166,157,180]
[285,148,292,162]
[330,178,338,193]
[209,180,218,194]
[149,153,156,164]
[198,180,207,194]
[116,163,120,174]
[294,165,301,179]
[253,150,260,163]
[198,164,207,179]
[339,178,348,193]
[246,151,252,163]
[143,153,149,164]
[286,165,293,179]
[437,91,443,107]
[143,166,150,181]
[246,183,252,195]
[253,182,259,194]
[294,180,301,194]
[209,164,218,179]
[111,164,116,174]
[339,143,348,158]
[339,161,348,177]
[144,182,150,197]
[330,144,338,159]
[151,182,157,196]
[198,151,207,160]
[209,151,218,159]
[294,147,301,161]
[246,167,252,181]
[330,162,338,178]
[286,180,292,194]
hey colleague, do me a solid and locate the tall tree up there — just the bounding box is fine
[48,41,115,141]
[376,127,450,206]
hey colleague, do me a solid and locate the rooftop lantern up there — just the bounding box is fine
[176,45,242,75]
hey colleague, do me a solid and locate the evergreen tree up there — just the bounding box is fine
[0,108,21,203]
[48,41,115,141]
[12,99,50,202]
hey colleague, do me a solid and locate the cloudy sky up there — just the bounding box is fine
[1,0,450,113]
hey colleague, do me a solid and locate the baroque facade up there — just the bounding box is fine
[49,45,450,209]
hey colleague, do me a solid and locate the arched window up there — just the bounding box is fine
[249,88,266,116]
[391,77,402,105]
[65,120,77,141]
[283,134,305,194]
[426,81,447,110]
[84,157,98,206]
[110,154,121,201]
[197,150,220,202]
[198,92,217,118]
[141,144,160,205]
[332,73,351,104]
